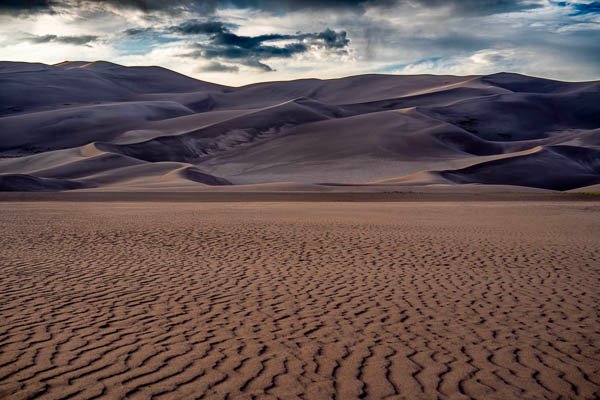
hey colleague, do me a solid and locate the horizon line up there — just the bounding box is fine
[3,59,598,87]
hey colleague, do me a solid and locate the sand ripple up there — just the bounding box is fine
[0,202,599,399]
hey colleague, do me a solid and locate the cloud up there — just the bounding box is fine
[171,20,350,71]
[572,1,600,15]
[386,48,524,76]
[383,44,600,81]
[1,0,550,16]
[406,0,544,16]
[0,0,598,84]
[25,34,99,46]
[0,0,375,16]
[123,27,154,36]
[0,0,54,16]
[198,61,240,72]
[555,1,600,15]
[0,0,547,18]
[170,20,231,35]
[312,29,350,48]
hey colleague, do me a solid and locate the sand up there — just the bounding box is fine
[1,62,599,192]
[1,201,599,399]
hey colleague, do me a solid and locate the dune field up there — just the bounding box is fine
[1,60,599,400]
[3,2,600,400]
[1,61,599,192]
[1,201,598,399]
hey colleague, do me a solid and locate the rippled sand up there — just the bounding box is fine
[1,201,599,399]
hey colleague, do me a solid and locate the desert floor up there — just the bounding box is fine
[0,200,598,399]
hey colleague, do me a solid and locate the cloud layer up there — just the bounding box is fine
[25,34,98,46]
[0,0,598,85]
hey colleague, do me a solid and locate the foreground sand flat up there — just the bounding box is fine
[0,201,599,399]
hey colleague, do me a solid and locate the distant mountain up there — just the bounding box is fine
[0,61,598,191]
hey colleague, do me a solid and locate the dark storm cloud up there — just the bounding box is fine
[0,0,373,16]
[123,27,154,36]
[192,42,308,71]
[169,20,231,35]
[314,29,351,48]
[128,0,543,16]
[86,0,214,14]
[170,19,349,47]
[118,19,348,71]
[163,19,349,71]
[0,0,55,15]
[176,21,349,71]
[25,34,98,46]
[105,0,375,13]
[572,1,600,14]
[556,1,600,16]
[0,0,544,16]
[207,29,349,51]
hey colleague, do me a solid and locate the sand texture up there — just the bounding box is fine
[1,201,599,399]
[1,61,599,192]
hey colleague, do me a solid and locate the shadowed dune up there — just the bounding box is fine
[0,102,195,153]
[383,145,600,191]
[0,61,598,191]
[438,145,600,190]
[0,174,93,191]
[0,61,226,116]
[424,86,600,141]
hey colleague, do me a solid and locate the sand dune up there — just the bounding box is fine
[438,145,600,190]
[104,97,348,164]
[0,142,230,190]
[76,163,231,189]
[0,174,93,191]
[2,60,598,400]
[0,61,226,116]
[381,145,600,190]
[0,61,598,191]
[0,102,194,154]
[0,201,598,399]
[569,183,600,193]
[425,86,600,141]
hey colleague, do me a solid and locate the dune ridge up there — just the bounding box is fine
[0,61,598,191]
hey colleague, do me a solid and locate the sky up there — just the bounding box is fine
[0,0,598,85]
